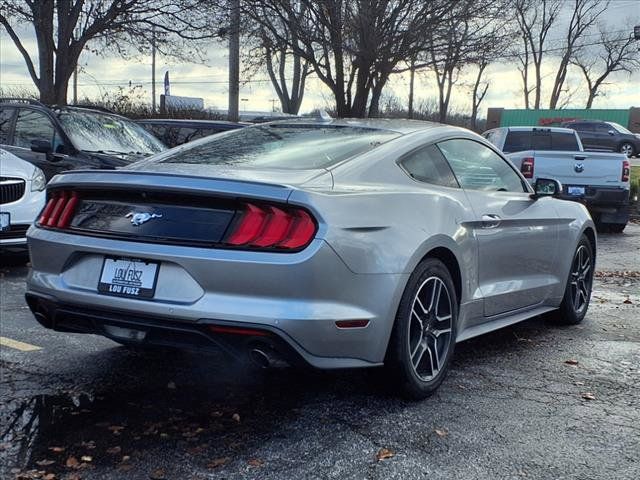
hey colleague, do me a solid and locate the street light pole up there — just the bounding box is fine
[151,26,156,113]
[228,0,240,122]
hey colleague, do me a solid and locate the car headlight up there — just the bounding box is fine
[30,167,47,192]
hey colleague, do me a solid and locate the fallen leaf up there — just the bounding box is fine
[375,448,395,461]
[207,457,230,469]
[149,468,166,479]
[623,297,632,304]
[80,456,92,462]
[564,359,579,366]
[231,413,240,423]
[66,456,80,468]
[36,460,56,466]
[106,446,122,455]
[434,428,449,438]
[248,458,264,467]
[108,425,125,434]
[167,381,176,390]
[48,447,65,454]
[582,392,596,400]
[122,455,131,463]
[43,474,56,480]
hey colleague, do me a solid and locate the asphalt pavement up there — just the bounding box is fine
[1,224,639,480]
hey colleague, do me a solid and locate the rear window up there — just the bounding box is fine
[154,124,401,169]
[503,130,578,152]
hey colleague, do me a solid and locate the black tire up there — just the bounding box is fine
[619,142,635,158]
[549,235,594,325]
[385,258,458,399]
[607,223,626,234]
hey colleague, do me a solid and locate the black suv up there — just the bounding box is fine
[0,98,166,181]
[561,119,640,157]
[137,118,246,148]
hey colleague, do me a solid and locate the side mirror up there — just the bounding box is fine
[532,178,562,199]
[31,140,52,154]
[608,130,616,136]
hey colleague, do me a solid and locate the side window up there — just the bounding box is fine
[550,132,579,151]
[576,122,594,132]
[399,144,459,188]
[13,109,56,149]
[437,139,526,193]
[595,123,612,134]
[176,127,199,145]
[0,107,15,144]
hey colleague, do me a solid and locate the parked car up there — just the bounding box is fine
[560,119,640,158]
[0,148,46,251]
[26,119,596,399]
[0,98,166,181]
[138,119,247,148]
[484,126,630,233]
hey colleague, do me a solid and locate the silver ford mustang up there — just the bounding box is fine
[25,119,596,399]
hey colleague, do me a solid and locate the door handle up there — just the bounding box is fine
[481,214,501,229]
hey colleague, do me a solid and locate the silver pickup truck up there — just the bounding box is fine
[484,126,631,233]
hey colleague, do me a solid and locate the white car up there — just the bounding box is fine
[1,148,46,250]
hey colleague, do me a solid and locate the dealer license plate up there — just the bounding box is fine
[0,212,9,231]
[98,257,159,299]
[567,186,585,196]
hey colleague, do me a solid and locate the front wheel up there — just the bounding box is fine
[619,142,635,157]
[385,258,458,399]
[549,235,594,325]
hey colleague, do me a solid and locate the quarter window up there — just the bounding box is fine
[437,139,526,193]
[0,107,14,144]
[399,144,459,188]
[13,109,56,149]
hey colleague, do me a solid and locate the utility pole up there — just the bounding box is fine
[151,26,156,113]
[228,0,240,122]
[408,57,415,119]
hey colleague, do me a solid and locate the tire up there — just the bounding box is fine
[385,258,458,399]
[607,223,626,234]
[549,235,594,325]
[619,142,635,157]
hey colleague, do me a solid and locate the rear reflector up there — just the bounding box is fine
[521,157,534,179]
[622,160,630,182]
[208,325,270,337]
[225,202,317,250]
[39,191,80,228]
[335,320,370,329]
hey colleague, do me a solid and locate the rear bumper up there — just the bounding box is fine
[26,227,408,368]
[558,187,629,223]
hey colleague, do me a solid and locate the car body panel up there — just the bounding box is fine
[26,119,596,368]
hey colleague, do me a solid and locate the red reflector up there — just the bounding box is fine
[335,320,370,329]
[278,210,316,249]
[208,325,270,337]
[251,206,294,247]
[56,192,79,228]
[622,160,630,182]
[46,192,68,226]
[39,196,58,224]
[226,203,268,245]
[521,157,534,179]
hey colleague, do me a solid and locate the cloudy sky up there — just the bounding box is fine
[1,0,639,115]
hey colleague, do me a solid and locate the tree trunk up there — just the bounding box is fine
[408,59,415,119]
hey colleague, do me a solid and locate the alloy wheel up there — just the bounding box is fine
[407,276,453,381]
[569,245,592,314]
[620,143,633,157]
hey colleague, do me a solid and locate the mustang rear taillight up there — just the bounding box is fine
[38,191,79,229]
[521,157,534,179]
[622,160,630,182]
[225,202,317,250]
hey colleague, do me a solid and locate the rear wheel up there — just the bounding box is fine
[549,235,594,325]
[386,258,457,399]
[619,142,635,157]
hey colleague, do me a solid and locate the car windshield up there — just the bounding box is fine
[607,122,632,135]
[58,110,166,155]
[150,123,401,169]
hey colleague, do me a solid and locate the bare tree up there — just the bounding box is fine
[572,25,640,108]
[248,0,450,118]
[0,0,218,105]
[548,0,609,108]
[243,2,310,114]
[512,0,562,109]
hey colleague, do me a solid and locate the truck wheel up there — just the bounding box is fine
[607,223,626,234]
[619,142,635,157]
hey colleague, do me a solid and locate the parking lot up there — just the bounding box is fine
[1,224,639,480]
